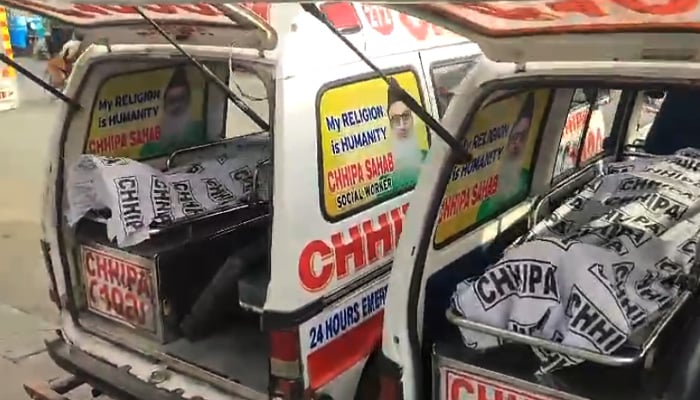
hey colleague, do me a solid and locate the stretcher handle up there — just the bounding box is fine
[445,290,691,368]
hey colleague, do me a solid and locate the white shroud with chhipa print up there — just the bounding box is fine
[451,148,700,373]
[65,150,268,248]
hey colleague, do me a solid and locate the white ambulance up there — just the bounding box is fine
[50,3,699,400]
[0,1,482,400]
[367,2,700,400]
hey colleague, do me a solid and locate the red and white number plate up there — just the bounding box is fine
[81,245,157,332]
[443,368,562,400]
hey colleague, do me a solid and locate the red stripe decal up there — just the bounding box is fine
[307,310,384,389]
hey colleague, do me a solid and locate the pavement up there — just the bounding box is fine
[0,57,104,400]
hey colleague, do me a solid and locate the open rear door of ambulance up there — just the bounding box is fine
[386,0,700,64]
[56,0,700,62]
[1,3,280,400]
[0,1,276,48]
[370,2,700,400]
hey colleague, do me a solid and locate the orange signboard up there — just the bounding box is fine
[412,0,700,37]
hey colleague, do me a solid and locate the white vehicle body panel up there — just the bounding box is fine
[379,59,700,399]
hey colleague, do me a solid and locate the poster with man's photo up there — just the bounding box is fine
[434,89,551,247]
[86,64,207,160]
[318,70,431,220]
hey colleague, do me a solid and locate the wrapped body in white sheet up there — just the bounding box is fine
[452,148,700,373]
[66,148,268,248]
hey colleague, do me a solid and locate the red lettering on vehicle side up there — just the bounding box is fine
[298,204,408,292]
[581,126,603,162]
[298,240,334,292]
[399,13,430,40]
[562,107,590,140]
[447,371,556,400]
[449,375,475,399]
[362,4,395,35]
[331,225,365,279]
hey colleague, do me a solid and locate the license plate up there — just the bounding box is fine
[81,245,157,333]
[444,369,561,400]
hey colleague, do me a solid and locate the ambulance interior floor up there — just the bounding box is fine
[164,320,269,392]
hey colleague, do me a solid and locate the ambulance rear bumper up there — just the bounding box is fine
[35,336,189,400]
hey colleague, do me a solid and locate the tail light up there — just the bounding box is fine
[379,374,403,400]
[378,355,404,400]
[269,328,304,399]
[319,2,362,34]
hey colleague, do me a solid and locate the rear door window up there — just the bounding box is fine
[628,90,666,147]
[430,56,480,118]
[434,89,551,248]
[86,64,208,160]
[316,69,431,221]
[553,88,622,179]
[225,67,269,138]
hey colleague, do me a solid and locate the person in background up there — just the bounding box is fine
[45,30,84,89]
[48,24,69,58]
[36,16,52,59]
[25,20,36,50]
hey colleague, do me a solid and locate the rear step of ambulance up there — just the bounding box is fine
[24,375,87,400]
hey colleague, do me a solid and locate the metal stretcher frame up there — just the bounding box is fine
[446,290,692,367]
[445,152,700,367]
[85,201,257,237]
